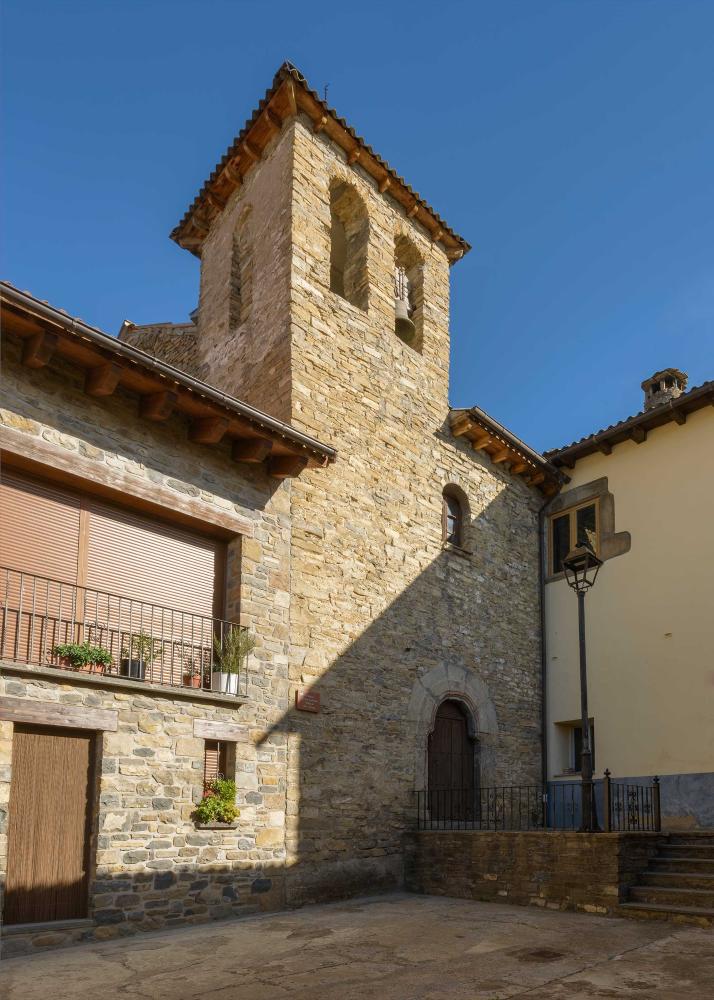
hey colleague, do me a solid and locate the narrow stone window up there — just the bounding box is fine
[329,181,369,311]
[229,207,253,328]
[442,485,468,548]
[394,235,424,352]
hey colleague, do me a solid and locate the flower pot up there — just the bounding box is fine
[56,656,72,671]
[183,673,202,689]
[212,671,239,695]
[79,661,106,675]
[120,657,146,681]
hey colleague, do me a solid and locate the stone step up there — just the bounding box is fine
[619,901,714,927]
[640,870,714,891]
[663,835,714,847]
[658,844,714,857]
[651,857,714,871]
[630,885,714,908]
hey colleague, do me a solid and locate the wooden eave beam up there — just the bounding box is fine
[268,454,309,479]
[232,437,273,464]
[528,471,546,486]
[140,390,179,422]
[597,441,612,456]
[630,426,647,444]
[189,416,230,445]
[450,414,473,438]
[672,409,687,426]
[85,362,123,398]
[283,79,298,117]
[264,108,283,133]
[492,447,511,464]
[472,431,492,451]
[22,330,58,369]
[510,461,528,475]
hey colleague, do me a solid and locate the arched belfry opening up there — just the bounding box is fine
[428,699,480,820]
[394,234,424,351]
[329,180,369,311]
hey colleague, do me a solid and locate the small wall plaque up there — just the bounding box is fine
[295,689,320,713]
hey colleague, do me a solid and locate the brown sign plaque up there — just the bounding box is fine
[295,689,320,713]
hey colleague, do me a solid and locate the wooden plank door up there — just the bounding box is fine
[4,725,95,924]
[428,700,475,821]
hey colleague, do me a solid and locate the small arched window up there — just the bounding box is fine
[442,486,467,547]
[329,181,369,311]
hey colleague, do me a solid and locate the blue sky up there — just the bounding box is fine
[3,0,713,451]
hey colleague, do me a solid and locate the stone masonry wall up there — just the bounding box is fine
[195,114,545,906]
[0,340,293,954]
[404,831,661,915]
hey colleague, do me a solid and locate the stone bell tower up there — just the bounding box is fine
[169,63,470,440]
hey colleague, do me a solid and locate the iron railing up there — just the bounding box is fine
[415,785,551,831]
[0,566,248,697]
[416,776,662,833]
[604,770,660,832]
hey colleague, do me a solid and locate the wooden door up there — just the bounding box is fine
[4,725,95,924]
[428,700,476,821]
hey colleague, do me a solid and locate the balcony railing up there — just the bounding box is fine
[0,566,248,698]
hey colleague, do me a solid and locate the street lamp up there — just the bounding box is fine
[562,542,603,832]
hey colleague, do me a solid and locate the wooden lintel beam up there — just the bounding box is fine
[140,390,178,422]
[672,409,686,426]
[449,414,473,438]
[268,455,309,479]
[85,362,123,398]
[22,330,58,369]
[472,432,492,451]
[492,448,511,464]
[597,441,612,456]
[313,115,328,134]
[189,416,230,445]
[232,437,273,464]
[378,177,391,194]
[630,426,647,444]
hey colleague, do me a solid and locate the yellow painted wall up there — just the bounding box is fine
[545,405,714,779]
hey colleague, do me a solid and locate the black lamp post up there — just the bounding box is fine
[562,542,603,833]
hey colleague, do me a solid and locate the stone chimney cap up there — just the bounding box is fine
[641,368,688,392]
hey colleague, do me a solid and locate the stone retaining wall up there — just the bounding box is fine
[404,831,661,915]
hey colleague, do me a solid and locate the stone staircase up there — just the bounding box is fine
[619,833,714,926]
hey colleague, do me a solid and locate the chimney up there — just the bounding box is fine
[641,368,688,412]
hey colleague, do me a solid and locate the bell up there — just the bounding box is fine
[395,296,416,343]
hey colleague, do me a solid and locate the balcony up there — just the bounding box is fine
[0,566,248,698]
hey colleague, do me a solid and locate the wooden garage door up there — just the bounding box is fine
[4,725,95,925]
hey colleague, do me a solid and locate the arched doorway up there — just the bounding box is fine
[428,700,479,821]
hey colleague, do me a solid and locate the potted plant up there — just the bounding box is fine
[212,628,255,695]
[182,659,203,689]
[52,641,112,675]
[193,778,239,829]
[120,631,163,681]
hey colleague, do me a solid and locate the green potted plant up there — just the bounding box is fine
[120,631,163,681]
[182,659,203,689]
[212,627,255,695]
[52,641,112,675]
[193,778,239,829]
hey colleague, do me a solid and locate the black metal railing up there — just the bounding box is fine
[415,785,551,831]
[416,775,662,833]
[0,566,248,697]
[603,770,660,832]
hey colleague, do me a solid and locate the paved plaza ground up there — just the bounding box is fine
[2,894,713,999]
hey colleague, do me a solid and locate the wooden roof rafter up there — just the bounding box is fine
[449,408,563,496]
[1,282,336,481]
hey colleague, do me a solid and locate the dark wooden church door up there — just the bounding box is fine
[428,700,476,821]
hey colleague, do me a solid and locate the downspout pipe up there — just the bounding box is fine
[538,497,552,789]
